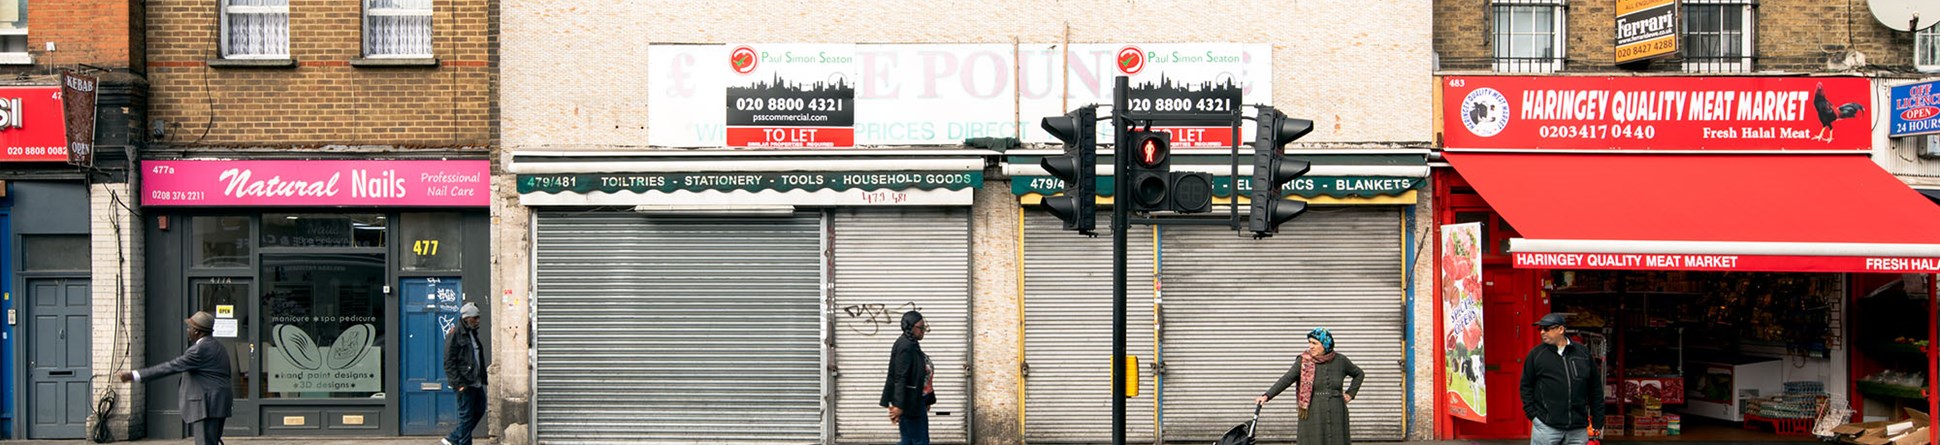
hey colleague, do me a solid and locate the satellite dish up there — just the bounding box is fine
[1869,0,1940,32]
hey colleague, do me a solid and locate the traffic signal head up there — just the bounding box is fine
[1040,108,1098,234]
[1249,108,1314,237]
[1125,130,1171,212]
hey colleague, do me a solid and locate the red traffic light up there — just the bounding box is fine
[1133,133,1168,168]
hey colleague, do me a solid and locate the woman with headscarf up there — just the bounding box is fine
[1254,327,1366,445]
[880,310,935,445]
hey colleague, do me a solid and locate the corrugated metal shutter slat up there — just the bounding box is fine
[1023,213,1160,443]
[1159,207,1408,442]
[832,208,973,444]
[534,213,824,445]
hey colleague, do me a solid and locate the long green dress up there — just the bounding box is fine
[1264,353,1366,445]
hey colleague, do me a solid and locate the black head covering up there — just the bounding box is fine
[900,310,925,337]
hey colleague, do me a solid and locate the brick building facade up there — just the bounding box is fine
[130,0,498,440]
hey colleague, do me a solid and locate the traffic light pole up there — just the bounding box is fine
[1109,75,1131,445]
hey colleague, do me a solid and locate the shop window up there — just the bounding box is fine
[21,235,87,271]
[261,253,385,399]
[194,216,253,268]
[401,213,462,271]
[1682,0,1755,73]
[195,280,253,399]
[1918,26,1940,73]
[262,214,386,248]
[363,0,432,58]
[0,0,28,65]
[1491,0,1566,73]
[221,0,290,59]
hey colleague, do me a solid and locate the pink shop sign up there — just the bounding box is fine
[142,160,489,207]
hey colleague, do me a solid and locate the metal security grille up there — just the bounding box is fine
[830,207,972,444]
[533,212,824,444]
[1021,211,1160,443]
[1157,207,1407,442]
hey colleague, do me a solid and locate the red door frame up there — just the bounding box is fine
[1435,168,1548,440]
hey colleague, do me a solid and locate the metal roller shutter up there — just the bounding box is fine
[533,212,825,444]
[1022,211,1160,443]
[1158,207,1407,442]
[831,207,972,444]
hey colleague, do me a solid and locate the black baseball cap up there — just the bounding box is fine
[1533,313,1568,328]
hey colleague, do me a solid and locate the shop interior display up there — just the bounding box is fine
[1548,271,1847,439]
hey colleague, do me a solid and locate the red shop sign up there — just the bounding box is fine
[1441,76,1872,151]
[0,86,70,162]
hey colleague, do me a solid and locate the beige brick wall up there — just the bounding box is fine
[488,173,531,445]
[86,182,144,440]
[1435,0,1926,72]
[145,0,495,148]
[969,180,1021,443]
[501,0,1435,149]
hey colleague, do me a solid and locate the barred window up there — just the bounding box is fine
[1492,1,1566,73]
[1683,0,1754,72]
[1918,25,1940,72]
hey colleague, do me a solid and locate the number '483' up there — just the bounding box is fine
[413,240,440,256]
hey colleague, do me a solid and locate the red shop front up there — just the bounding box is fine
[1433,75,1940,443]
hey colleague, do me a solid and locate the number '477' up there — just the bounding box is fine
[413,240,440,256]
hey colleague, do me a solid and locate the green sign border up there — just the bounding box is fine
[519,171,984,195]
[1012,175,1418,198]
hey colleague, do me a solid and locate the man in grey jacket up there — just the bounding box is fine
[118,311,234,445]
[443,302,487,445]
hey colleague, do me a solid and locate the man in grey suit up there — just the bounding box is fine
[117,311,234,445]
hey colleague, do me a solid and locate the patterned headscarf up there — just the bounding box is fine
[1307,327,1335,353]
[1298,327,1339,417]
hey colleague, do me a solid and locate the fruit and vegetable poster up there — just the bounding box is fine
[1442,222,1487,422]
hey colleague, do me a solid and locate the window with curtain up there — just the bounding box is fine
[1492,1,1565,73]
[1683,1,1754,72]
[1919,26,1940,72]
[364,0,432,58]
[222,0,290,59]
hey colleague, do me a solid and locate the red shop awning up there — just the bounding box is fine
[1444,152,1940,273]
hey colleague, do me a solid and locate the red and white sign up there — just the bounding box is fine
[1513,252,1940,273]
[1441,76,1873,150]
[142,160,489,207]
[0,86,70,162]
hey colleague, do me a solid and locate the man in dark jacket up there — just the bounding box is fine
[1521,313,1603,445]
[118,311,233,445]
[443,303,487,445]
[881,310,934,445]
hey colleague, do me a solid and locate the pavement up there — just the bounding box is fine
[0,438,496,445]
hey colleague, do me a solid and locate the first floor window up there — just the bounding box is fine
[364,0,432,58]
[222,0,290,59]
[1493,0,1566,73]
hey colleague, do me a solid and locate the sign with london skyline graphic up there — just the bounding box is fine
[724,44,856,148]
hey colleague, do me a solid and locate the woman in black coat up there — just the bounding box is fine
[880,311,934,445]
[1256,327,1365,445]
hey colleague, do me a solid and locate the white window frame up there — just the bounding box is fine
[1491,0,1568,73]
[220,1,291,60]
[362,0,433,59]
[1918,25,1940,73]
[1682,0,1756,73]
[0,0,29,65]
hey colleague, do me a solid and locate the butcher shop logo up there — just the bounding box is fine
[1460,87,1511,138]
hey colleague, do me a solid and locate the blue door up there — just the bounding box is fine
[400,277,462,435]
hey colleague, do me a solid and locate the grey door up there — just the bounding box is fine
[26,278,88,439]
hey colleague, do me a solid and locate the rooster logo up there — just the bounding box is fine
[1461,87,1511,137]
[1812,82,1864,143]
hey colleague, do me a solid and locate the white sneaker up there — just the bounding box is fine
[441,439,454,445]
